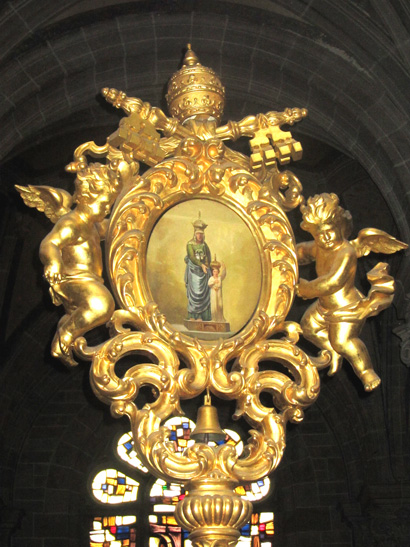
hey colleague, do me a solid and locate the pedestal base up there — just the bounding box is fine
[184,319,231,332]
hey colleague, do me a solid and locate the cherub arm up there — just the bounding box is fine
[297,245,356,299]
[39,215,81,284]
[296,241,317,265]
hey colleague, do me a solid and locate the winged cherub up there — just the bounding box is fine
[296,193,407,391]
[16,162,120,366]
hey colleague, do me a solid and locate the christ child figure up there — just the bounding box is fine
[208,256,227,322]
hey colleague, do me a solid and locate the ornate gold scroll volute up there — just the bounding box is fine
[95,118,324,547]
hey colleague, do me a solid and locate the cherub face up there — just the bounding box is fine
[89,191,114,220]
[314,223,343,249]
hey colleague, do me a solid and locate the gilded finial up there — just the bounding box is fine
[183,43,199,66]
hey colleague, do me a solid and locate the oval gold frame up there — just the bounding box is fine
[106,138,298,362]
[93,137,321,494]
[145,195,264,339]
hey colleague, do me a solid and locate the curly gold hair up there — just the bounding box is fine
[300,193,353,238]
[73,163,119,204]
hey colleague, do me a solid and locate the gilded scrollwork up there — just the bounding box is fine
[17,44,407,547]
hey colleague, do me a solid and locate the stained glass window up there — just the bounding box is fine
[163,417,196,453]
[149,513,184,547]
[234,477,271,502]
[90,516,137,547]
[150,478,187,512]
[208,428,244,457]
[117,431,149,473]
[148,511,274,547]
[91,419,274,547]
[92,469,140,504]
[238,512,274,547]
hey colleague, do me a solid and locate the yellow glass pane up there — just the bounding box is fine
[266,522,274,534]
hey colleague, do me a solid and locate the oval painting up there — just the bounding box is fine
[146,199,262,341]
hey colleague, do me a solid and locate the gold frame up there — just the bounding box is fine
[107,138,298,358]
[87,136,323,547]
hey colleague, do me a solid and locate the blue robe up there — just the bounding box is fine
[184,241,211,319]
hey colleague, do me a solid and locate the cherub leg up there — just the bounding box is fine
[301,302,342,374]
[329,322,381,391]
[51,314,70,358]
[52,280,115,366]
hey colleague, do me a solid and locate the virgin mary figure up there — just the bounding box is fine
[184,213,212,321]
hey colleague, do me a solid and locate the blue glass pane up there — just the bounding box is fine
[117,525,130,538]
[240,523,250,536]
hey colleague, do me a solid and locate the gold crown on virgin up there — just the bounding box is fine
[192,211,208,233]
[166,44,225,123]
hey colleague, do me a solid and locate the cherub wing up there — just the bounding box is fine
[15,185,73,223]
[351,228,408,258]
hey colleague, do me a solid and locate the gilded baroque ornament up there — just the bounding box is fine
[17,45,407,545]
